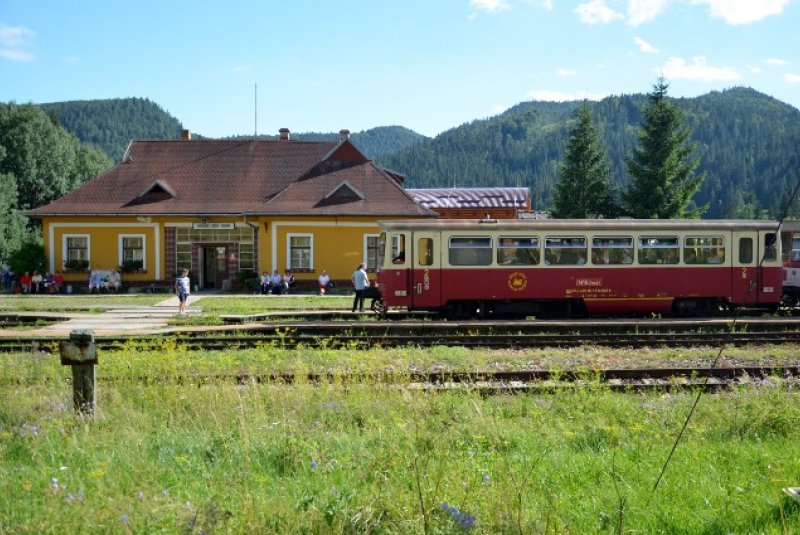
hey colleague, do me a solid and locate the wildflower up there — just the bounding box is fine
[137,491,144,501]
[483,474,490,482]
[162,489,168,498]
[66,493,75,502]
[50,477,59,490]
[121,514,129,524]
[311,460,318,469]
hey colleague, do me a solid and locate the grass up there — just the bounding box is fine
[1,344,800,533]
[0,295,169,312]
[198,295,354,315]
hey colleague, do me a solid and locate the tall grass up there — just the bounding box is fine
[1,345,799,533]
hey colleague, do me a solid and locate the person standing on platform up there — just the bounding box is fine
[174,268,190,316]
[350,263,369,313]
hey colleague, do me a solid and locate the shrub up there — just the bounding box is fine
[8,241,46,275]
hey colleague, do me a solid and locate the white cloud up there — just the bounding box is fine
[525,89,604,102]
[541,0,553,10]
[688,0,790,25]
[575,0,624,24]
[626,0,671,26]
[785,73,800,84]
[469,0,510,12]
[661,56,741,81]
[0,23,35,62]
[765,58,788,66]
[746,64,761,74]
[556,67,578,76]
[634,37,659,54]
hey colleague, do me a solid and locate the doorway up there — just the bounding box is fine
[201,246,228,289]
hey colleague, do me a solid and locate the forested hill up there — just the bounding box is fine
[225,126,427,160]
[40,98,184,162]
[39,98,427,162]
[377,87,800,219]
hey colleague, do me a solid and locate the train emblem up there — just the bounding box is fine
[508,272,527,292]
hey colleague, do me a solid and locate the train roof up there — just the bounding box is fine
[378,218,782,232]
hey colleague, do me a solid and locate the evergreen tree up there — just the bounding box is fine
[552,101,617,218]
[622,77,706,218]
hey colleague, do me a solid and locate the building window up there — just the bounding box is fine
[288,234,313,270]
[174,226,255,272]
[119,235,145,271]
[63,235,90,268]
[365,234,380,271]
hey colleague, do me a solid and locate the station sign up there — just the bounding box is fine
[192,222,235,230]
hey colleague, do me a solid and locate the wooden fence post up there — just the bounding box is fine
[59,329,97,415]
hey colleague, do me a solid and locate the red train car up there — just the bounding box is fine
[780,220,800,306]
[376,219,782,318]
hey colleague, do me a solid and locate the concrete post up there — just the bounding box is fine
[59,330,97,415]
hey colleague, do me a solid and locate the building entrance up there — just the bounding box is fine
[201,246,228,289]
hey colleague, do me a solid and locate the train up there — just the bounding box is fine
[372,218,786,319]
[780,220,800,307]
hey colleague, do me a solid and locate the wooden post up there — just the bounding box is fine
[59,330,97,414]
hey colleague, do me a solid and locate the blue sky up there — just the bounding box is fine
[1,0,797,139]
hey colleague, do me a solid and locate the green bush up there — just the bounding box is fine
[8,241,46,276]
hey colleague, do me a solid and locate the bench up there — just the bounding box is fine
[87,270,123,294]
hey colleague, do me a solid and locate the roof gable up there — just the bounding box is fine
[316,180,365,207]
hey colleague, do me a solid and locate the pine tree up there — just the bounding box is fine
[623,77,706,218]
[552,101,617,218]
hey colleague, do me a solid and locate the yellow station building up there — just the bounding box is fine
[27,129,436,291]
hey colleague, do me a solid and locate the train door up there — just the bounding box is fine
[382,232,412,308]
[732,230,778,305]
[731,232,759,305]
[410,232,441,309]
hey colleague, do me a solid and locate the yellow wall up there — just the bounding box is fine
[40,214,430,285]
[257,216,383,282]
[42,217,164,282]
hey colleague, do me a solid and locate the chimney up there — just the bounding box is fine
[279,128,290,141]
[339,129,350,141]
[181,129,192,140]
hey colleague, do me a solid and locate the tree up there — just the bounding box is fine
[0,103,113,211]
[622,77,706,218]
[552,101,618,218]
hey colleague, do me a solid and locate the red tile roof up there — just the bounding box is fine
[28,139,434,218]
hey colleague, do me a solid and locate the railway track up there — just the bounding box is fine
[5,365,798,393]
[5,316,800,352]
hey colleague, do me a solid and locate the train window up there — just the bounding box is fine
[418,238,434,266]
[765,233,777,262]
[784,235,800,262]
[739,237,753,264]
[497,236,539,265]
[638,236,679,264]
[392,234,406,265]
[792,237,800,262]
[684,236,724,264]
[591,236,633,264]
[378,233,387,265]
[544,237,587,266]
[449,236,492,266]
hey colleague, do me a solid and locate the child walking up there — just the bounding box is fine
[174,268,190,316]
